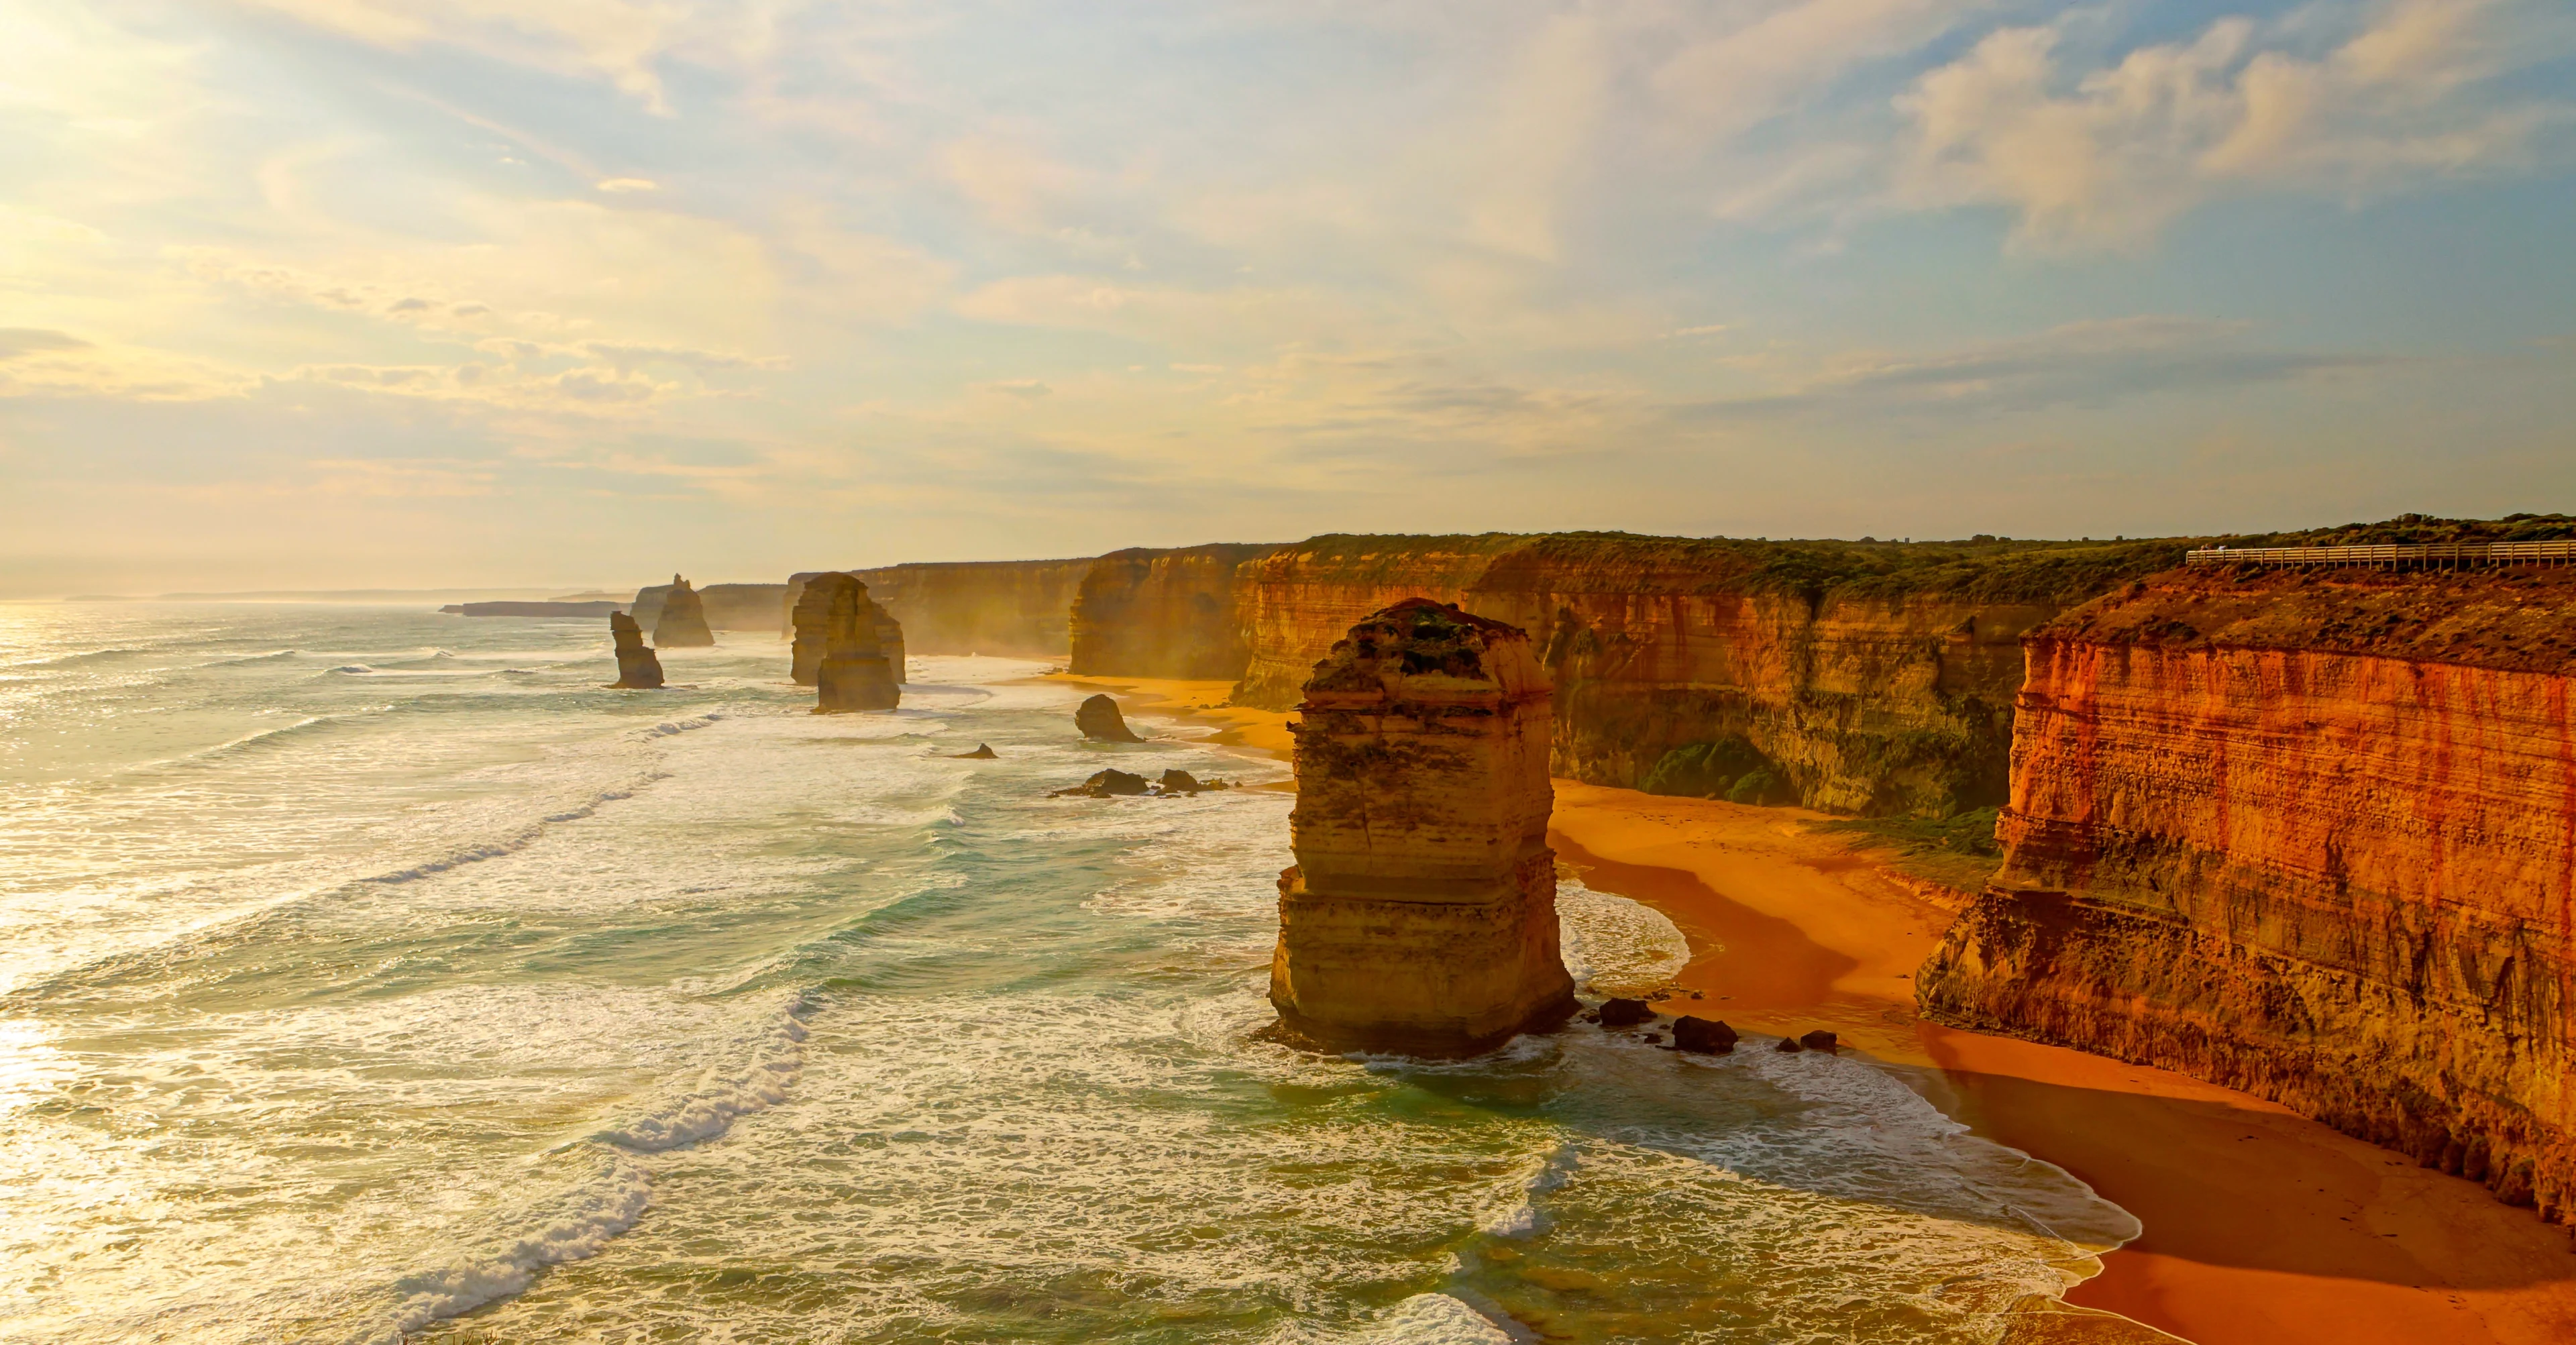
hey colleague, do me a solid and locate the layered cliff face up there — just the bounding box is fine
[1919,566,2576,1223]
[1271,600,1577,1056]
[652,576,715,648]
[788,573,905,686]
[851,559,1091,659]
[1067,543,1283,678]
[1232,534,2180,816]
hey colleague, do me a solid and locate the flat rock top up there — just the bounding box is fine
[2040,567,2576,676]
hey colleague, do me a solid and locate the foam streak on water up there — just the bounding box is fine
[0,604,2135,1344]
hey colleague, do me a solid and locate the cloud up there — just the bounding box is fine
[1894,0,2573,248]
[0,329,92,359]
[1674,316,2394,419]
[596,178,659,193]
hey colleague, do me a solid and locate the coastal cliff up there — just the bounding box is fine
[1271,600,1576,1055]
[1232,533,2182,815]
[1918,565,2576,1223]
[1068,543,1283,678]
[849,559,1091,659]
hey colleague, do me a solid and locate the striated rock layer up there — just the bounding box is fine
[1271,599,1578,1056]
[794,574,903,712]
[788,574,905,686]
[606,612,663,689]
[1232,534,2182,815]
[652,576,716,648]
[1068,543,1285,678]
[851,558,1091,659]
[1919,566,2576,1223]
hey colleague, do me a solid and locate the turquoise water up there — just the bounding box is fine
[0,604,2135,1344]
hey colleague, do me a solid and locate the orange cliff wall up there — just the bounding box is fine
[1067,543,1284,679]
[1232,534,2167,815]
[841,559,1093,659]
[1919,566,2576,1222]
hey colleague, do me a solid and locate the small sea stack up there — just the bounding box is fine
[1075,693,1143,742]
[606,612,663,689]
[1268,598,1577,1057]
[653,574,716,648]
[790,573,905,686]
[796,573,901,712]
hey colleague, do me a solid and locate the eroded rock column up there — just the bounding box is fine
[607,611,663,688]
[1271,598,1576,1056]
[653,574,716,648]
[794,573,902,712]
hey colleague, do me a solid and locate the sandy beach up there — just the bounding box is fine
[1078,674,2576,1345]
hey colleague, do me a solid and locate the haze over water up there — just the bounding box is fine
[1,604,2137,1342]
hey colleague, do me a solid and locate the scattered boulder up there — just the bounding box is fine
[1642,1032,1662,1044]
[606,612,663,689]
[1053,768,1151,798]
[653,574,716,648]
[1672,1016,1738,1054]
[1076,693,1144,743]
[952,743,999,759]
[1799,1030,1839,1053]
[1158,769,1229,793]
[1597,998,1654,1028]
[1774,1036,1805,1053]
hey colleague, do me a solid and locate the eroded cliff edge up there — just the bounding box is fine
[1232,533,2185,815]
[1918,565,2576,1222]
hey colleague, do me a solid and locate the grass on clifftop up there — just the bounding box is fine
[1807,808,2004,894]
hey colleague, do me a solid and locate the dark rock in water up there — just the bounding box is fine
[653,574,716,648]
[952,743,998,759]
[1799,1030,1839,1053]
[1053,768,1150,798]
[1157,769,1229,793]
[790,572,904,687]
[1672,1016,1737,1054]
[1075,693,1143,742]
[607,612,663,689]
[1774,1035,1805,1053]
[1642,1032,1662,1044]
[1597,998,1654,1028]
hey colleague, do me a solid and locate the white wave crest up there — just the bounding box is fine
[1265,1293,1525,1345]
[645,712,724,739]
[1556,881,1692,996]
[352,1157,651,1345]
[1478,1140,1579,1238]
[590,995,812,1152]
[368,779,655,884]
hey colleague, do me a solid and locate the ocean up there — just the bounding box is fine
[0,604,2138,1344]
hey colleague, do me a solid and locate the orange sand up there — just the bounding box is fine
[1084,684,2576,1343]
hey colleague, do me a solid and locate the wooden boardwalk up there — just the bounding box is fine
[2185,540,2576,570]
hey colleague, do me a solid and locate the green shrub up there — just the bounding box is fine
[1724,767,1792,806]
[1640,737,1783,802]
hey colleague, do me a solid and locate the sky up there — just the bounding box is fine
[3,0,2572,595]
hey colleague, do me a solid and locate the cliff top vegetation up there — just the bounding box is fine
[2038,564,2576,676]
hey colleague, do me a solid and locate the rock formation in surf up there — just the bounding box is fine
[607,612,663,689]
[800,558,1091,659]
[1076,693,1143,743]
[653,575,716,648]
[1917,563,2576,1224]
[793,573,902,712]
[1269,598,1577,1056]
[790,574,906,687]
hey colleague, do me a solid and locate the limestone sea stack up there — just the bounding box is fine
[1269,598,1577,1056]
[790,574,906,686]
[653,574,716,648]
[795,573,902,712]
[607,612,663,689]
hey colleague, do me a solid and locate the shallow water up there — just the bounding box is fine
[0,604,2137,1344]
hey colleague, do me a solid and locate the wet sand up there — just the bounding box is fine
[1075,676,2576,1344]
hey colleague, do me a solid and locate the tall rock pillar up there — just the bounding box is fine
[1271,598,1576,1056]
[790,573,905,686]
[653,574,716,648]
[795,573,902,712]
[606,611,664,688]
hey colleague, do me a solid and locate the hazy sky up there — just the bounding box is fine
[5,0,2573,594]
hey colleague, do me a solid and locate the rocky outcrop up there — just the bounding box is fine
[1068,543,1284,678]
[1919,566,2576,1223]
[629,584,674,631]
[1075,694,1143,743]
[1054,769,1151,798]
[849,558,1092,659]
[1672,1016,1737,1053]
[1230,533,2184,816]
[789,574,905,686]
[607,612,663,689]
[1270,599,1578,1056]
[652,576,715,648]
[793,574,901,712]
[951,743,998,759]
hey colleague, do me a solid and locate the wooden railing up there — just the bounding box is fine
[2184,541,2576,569]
